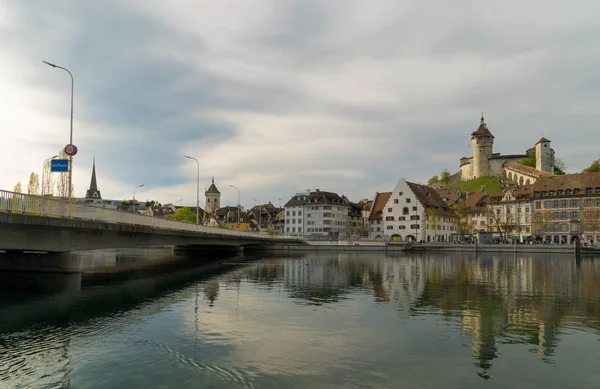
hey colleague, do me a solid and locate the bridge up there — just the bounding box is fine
[0,189,304,254]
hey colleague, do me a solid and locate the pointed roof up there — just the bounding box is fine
[471,114,494,139]
[368,191,391,221]
[205,176,220,194]
[536,137,551,144]
[85,158,102,199]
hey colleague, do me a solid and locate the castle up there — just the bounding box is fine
[459,115,555,184]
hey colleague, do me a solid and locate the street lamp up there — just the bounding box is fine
[133,184,144,213]
[41,155,58,196]
[183,155,200,224]
[229,185,240,229]
[43,61,74,201]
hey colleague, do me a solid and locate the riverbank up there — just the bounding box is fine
[260,241,600,255]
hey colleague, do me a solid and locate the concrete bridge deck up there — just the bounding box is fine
[0,190,304,253]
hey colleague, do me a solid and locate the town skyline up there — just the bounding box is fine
[2,1,599,206]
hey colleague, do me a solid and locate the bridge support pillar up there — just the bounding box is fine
[0,251,82,273]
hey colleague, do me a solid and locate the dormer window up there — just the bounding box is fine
[565,189,572,195]
[534,192,540,197]
[557,190,563,196]
[549,191,554,196]
[586,188,593,194]
[574,189,580,195]
[541,191,547,196]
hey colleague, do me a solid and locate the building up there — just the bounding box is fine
[368,192,391,239]
[460,115,555,181]
[357,199,373,237]
[486,186,533,242]
[216,206,251,231]
[284,189,350,237]
[284,190,309,236]
[249,202,281,231]
[85,158,102,199]
[531,172,600,244]
[205,177,220,215]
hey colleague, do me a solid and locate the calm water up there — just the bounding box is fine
[1,249,600,388]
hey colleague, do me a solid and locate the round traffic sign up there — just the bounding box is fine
[64,144,78,156]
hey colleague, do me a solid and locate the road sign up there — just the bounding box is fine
[64,144,78,156]
[50,159,69,172]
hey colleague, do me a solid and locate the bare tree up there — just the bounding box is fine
[55,150,74,199]
[27,172,40,195]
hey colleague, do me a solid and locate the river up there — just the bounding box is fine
[1,249,599,388]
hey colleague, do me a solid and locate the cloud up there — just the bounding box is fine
[1,0,599,207]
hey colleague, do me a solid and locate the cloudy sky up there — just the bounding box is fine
[1,0,599,208]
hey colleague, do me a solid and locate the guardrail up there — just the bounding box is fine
[0,190,291,240]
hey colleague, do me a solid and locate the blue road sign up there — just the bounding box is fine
[50,159,69,172]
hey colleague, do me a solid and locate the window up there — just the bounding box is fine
[292,218,296,224]
[403,207,409,215]
[399,216,406,221]
[587,188,593,194]
[571,211,579,219]
[549,191,555,196]
[298,210,302,216]
[292,227,296,232]
[388,208,393,212]
[410,215,420,220]
[399,226,406,230]
[557,190,563,196]
[574,189,580,195]
[292,211,296,216]
[394,199,399,204]
[412,206,417,211]
[399,192,403,195]
[387,225,393,230]
[307,213,312,218]
[535,201,541,210]
[286,227,290,232]
[386,216,394,221]
[298,227,302,232]
[570,199,579,207]
[207,199,211,203]
[286,211,290,216]
[406,198,411,203]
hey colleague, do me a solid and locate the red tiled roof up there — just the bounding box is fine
[368,192,391,221]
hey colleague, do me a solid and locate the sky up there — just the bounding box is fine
[1,0,599,209]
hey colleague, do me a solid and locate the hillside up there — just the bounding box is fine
[451,176,503,195]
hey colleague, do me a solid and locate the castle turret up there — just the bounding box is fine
[205,177,221,215]
[471,114,494,179]
[535,137,554,173]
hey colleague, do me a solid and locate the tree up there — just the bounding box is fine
[554,158,566,175]
[532,211,554,241]
[426,207,441,242]
[42,159,55,196]
[486,206,515,242]
[428,175,439,186]
[13,181,22,193]
[165,207,197,223]
[27,172,40,195]
[55,150,74,199]
[583,159,600,173]
[145,200,162,207]
[440,169,452,186]
[451,202,472,238]
[520,152,536,168]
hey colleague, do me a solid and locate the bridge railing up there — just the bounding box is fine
[0,190,290,240]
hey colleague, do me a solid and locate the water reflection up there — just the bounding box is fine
[1,250,600,388]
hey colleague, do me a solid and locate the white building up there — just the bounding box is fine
[284,190,309,236]
[370,179,457,242]
[284,189,351,237]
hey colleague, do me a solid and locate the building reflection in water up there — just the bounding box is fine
[243,252,600,379]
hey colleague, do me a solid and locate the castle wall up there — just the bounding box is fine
[460,159,474,181]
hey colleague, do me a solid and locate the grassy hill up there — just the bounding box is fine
[452,176,503,195]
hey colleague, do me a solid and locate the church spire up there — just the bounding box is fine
[85,158,102,199]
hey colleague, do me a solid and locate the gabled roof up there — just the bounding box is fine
[205,177,220,194]
[536,137,551,144]
[464,190,488,211]
[306,189,347,206]
[368,192,391,221]
[406,181,456,218]
[436,188,461,206]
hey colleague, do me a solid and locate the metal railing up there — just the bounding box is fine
[0,190,292,240]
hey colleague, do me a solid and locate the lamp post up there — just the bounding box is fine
[133,184,144,213]
[43,61,74,201]
[229,185,240,229]
[41,155,58,196]
[183,155,200,224]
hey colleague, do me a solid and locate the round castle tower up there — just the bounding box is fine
[471,114,494,179]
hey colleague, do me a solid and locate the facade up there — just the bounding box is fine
[531,173,600,244]
[486,186,533,242]
[205,177,221,215]
[371,180,457,242]
[216,206,252,231]
[460,116,555,181]
[284,190,309,236]
[284,189,350,237]
[304,190,350,237]
[368,192,391,239]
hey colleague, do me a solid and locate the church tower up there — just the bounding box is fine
[205,177,221,214]
[85,158,102,199]
[471,114,494,179]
